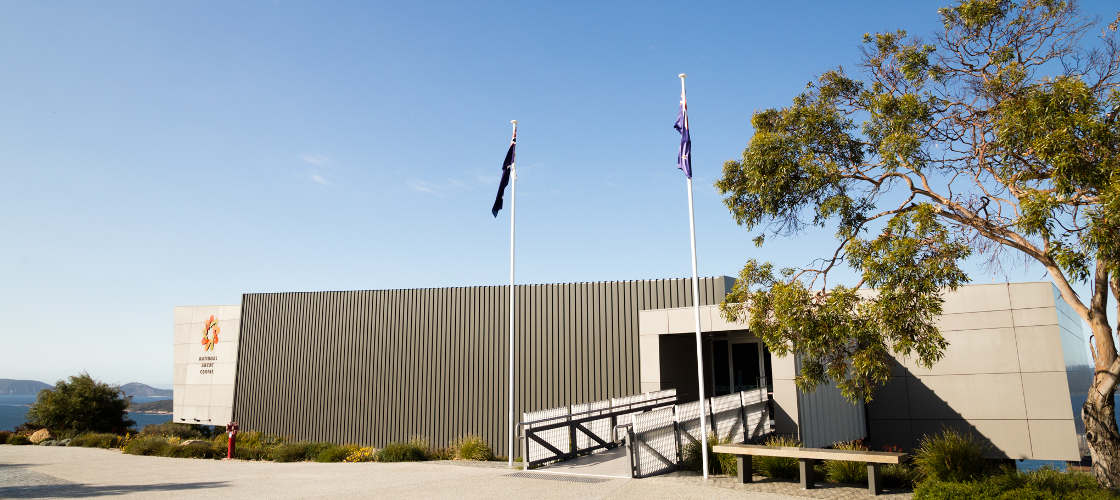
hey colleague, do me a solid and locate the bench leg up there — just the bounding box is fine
[737,455,752,483]
[867,463,881,495]
[799,459,815,489]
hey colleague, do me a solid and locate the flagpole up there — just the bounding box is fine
[680,73,710,480]
[507,119,518,469]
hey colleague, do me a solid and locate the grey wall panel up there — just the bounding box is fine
[232,277,731,457]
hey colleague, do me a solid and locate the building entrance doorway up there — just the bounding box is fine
[708,335,772,397]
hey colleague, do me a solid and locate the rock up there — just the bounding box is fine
[58,438,71,446]
[29,429,51,444]
[180,439,208,446]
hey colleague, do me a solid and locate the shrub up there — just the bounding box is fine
[315,444,359,463]
[269,441,330,463]
[345,446,377,463]
[913,467,1117,500]
[451,435,494,461]
[70,433,123,449]
[377,439,430,462]
[825,440,868,484]
[914,428,990,482]
[167,441,223,459]
[141,423,203,440]
[881,462,920,489]
[7,435,32,445]
[25,373,133,434]
[122,436,173,456]
[0,431,11,443]
[755,435,800,479]
[233,444,269,461]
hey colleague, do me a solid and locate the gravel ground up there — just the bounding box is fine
[0,445,910,499]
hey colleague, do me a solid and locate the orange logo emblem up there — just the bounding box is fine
[201,315,220,351]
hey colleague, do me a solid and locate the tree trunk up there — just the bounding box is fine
[1085,379,1120,488]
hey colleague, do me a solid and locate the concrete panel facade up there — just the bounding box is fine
[173,304,240,426]
[867,282,1085,460]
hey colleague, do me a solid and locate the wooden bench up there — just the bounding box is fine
[712,443,906,496]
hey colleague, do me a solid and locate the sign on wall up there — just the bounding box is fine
[173,305,240,426]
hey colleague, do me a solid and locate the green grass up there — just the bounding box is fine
[451,435,494,461]
[914,468,1120,500]
[70,433,122,449]
[755,435,800,480]
[825,440,868,484]
[913,428,991,482]
[121,436,174,456]
[377,439,430,462]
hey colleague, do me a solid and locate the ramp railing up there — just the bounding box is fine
[518,389,677,469]
[626,386,772,478]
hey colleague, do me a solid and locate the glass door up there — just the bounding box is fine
[730,341,762,392]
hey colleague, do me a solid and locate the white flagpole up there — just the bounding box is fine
[507,119,518,469]
[680,73,710,480]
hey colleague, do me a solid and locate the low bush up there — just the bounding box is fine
[141,423,203,440]
[233,444,269,461]
[269,441,330,463]
[315,444,359,463]
[881,462,920,489]
[0,431,11,443]
[914,428,990,482]
[451,435,494,461]
[825,440,868,484]
[122,436,174,456]
[913,467,1118,500]
[7,435,32,445]
[167,441,223,459]
[377,439,430,462]
[70,433,123,449]
[755,435,800,480]
[345,446,377,462]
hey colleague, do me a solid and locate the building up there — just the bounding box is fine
[173,278,1089,461]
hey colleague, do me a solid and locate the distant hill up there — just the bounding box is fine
[121,383,172,399]
[128,399,172,413]
[0,379,52,395]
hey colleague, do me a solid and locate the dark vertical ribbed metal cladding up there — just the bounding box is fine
[232,277,733,457]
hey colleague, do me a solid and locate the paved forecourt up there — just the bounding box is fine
[0,445,910,499]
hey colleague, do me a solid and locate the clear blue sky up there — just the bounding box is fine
[2,1,1116,388]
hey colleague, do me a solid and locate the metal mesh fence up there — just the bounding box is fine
[522,406,570,464]
[572,399,612,450]
[710,393,745,443]
[629,407,679,478]
[742,389,769,440]
[674,398,711,447]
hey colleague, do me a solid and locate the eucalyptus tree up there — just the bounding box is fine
[716,0,1120,485]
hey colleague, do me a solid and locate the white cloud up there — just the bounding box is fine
[300,154,330,166]
[310,174,329,185]
[407,180,437,194]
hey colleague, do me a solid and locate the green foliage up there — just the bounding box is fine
[755,435,801,479]
[0,431,11,443]
[377,439,430,462]
[269,441,330,463]
[25,374,134,433]
[70,433,122,449]
[914,428,991,482]
[315,444,359,463]
[825,440,869,484]
[167,441,223,459]
[122,436,174,456]
[914,467,1120,500]
[140,423,203,440]
[681,433,728,474]
[6,434,31,445]
[715,0,1120,415]
[344,446,377,462]
[451,435,494,461]
[882,462,921,489]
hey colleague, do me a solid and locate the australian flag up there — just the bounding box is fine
[491,128,517,216]
[674,92,691,178]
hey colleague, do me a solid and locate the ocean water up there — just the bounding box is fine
[0,395,170,432]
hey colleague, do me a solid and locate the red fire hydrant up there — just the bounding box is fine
[226,421,239,459]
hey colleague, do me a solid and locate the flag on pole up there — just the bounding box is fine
[491,128,518,216]
[674,90,691,178]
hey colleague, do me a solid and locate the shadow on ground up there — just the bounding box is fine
[0,462,227,498]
